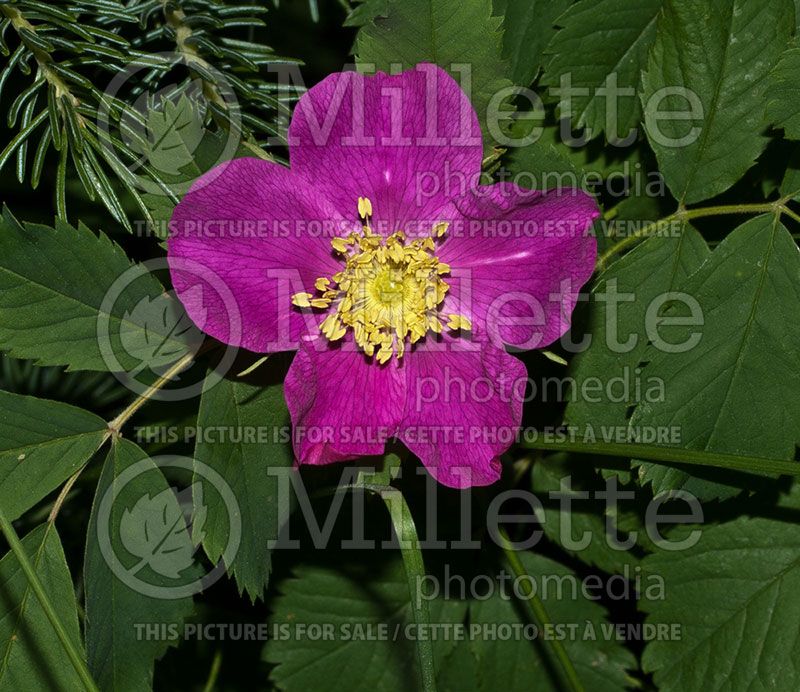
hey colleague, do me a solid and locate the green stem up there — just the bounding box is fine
[679,203,777,219]
[781,205,800,224]
[523,440,800,477]
[364,484,437,692]
[44,351,197,523]
[598,202,782,269]
[47,466,85,523]
[0,509,99,692]
[498,528,584,692]
[201,649,223,692]
[107,351,194,434]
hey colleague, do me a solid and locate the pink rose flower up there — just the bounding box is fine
[168,63,598,487]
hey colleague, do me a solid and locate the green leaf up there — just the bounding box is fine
[194,377,294,602]
[641,514,800,691]
[56,136,68,220]
[120,488,198,578]
[264,553,467,692]
[84,439,197,692]
[504,116,647,193]
[531,455,642,574]
[766,38,800,140]
[435,636,481,690]
[0,390,107,521]
[504,123,580,182]
[355,0,513,147]
[641,0,794,204]
[0,109,48,172]
[542,0,663,142]
[344,0,389,27]
[566,225,710,437]
[0,208,196,372]
[780,145,800,200]
[499,0,570,87]
[118,293,203,374]
[524,439,800,480]
[0,524,87,691]
[467,552,635,691]
[138,195,177,240]
[631,214,800,499]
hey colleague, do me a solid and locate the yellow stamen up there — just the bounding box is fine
[446,314,472,331]
[331,237,349,254]
[290,198,471,363]
[432,221,449,238]
[357,196,373,219]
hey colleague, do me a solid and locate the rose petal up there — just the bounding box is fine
[440,183,599,350]
[168,157,349,353]
[285,340,407,464]
[398,341,526,488]
[288,63,483,236]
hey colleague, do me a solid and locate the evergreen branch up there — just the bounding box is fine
[0,0,300,228]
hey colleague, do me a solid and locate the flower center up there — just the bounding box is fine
[292,197,471,363]
[370,267,406,305]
